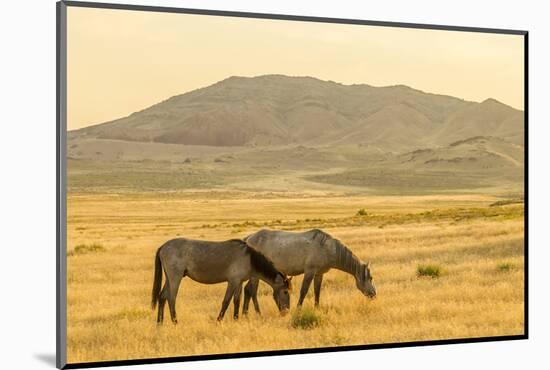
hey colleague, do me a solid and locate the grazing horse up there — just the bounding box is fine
[242,229,376,314]
[151,238,291,324]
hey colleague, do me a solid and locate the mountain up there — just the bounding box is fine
[433,99,524,146]
[69,75,524,152]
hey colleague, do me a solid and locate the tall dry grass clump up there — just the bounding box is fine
[291,307,324,329]
[68,243,105,256]
[417,264,443,278]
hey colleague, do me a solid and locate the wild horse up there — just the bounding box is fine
[151,237,291,323]
[243,229,376,314]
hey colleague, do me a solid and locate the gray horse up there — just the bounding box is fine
[151,237,291,324]
[242,229,376,314]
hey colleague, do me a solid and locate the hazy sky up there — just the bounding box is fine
[67,7,524,130]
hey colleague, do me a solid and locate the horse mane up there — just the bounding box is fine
[245,245,282,282]
[310,228,331,246]
[311,229,364,282]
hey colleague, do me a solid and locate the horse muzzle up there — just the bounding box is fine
[279,308,290,316]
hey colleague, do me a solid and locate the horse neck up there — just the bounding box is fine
[247,248,279,287]
[331,241,362,281]
[252,268,276,288]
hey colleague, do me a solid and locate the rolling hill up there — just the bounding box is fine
[398,136,524,171]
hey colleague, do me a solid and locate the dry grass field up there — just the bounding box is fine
[66,191,524,364]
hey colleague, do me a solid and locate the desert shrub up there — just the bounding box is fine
[69,243,106,256]
[497,262,516,272]
[417,264,442,278]
[291,307,323,329]
[356,208,368,216]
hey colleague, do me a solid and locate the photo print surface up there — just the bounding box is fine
[60,3,526,367]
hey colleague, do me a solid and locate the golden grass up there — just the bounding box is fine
[66,192,524,364]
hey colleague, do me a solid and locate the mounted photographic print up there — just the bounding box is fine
[56,1,528,368]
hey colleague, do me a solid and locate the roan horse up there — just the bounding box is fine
[151,238,291,323]
[242,229,376,314]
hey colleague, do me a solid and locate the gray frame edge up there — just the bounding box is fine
[56,1,68,369]
[62,0,527,35]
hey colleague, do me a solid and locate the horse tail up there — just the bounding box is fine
[151,247,163,310]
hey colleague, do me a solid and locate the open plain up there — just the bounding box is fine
[67,190,524,363]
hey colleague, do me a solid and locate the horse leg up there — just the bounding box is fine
[243,280,252,315]
[218,281,237,321]
[314,273,324,307]
[233,282,244,320]
[157,282,169,324]
[297,271,315,307]
[167,274,183,325]
[243,278,261,315]
[250,279,262,315]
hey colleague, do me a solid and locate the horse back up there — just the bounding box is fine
[158,238,251,283]
[245,229,329,275]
